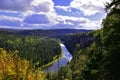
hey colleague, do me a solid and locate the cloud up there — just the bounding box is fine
[0,0,54,13]
[0,15,22,21]
[0,0,105,30]
[0,0,55,28]
[55,0,111,16]
[24,14,50,24]
[48,14,101,30]
[78,21,101,30]
[55,15,89,24]
[0,12,101,30]
[0,14,101,30]
[32,0,54,13]
[0,0,32,11]
[70,0,111,16]
[55,6,71,12]
[0,15,23,27]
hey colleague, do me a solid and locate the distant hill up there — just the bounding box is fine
[17,29,92,37]
[0,28,92,37]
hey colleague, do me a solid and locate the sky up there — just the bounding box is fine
[0,0,111,30]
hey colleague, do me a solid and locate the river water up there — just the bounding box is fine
[44,43,73,73]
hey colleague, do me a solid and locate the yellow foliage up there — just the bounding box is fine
[0,48,45,80]
[34,71,45,80]
[27,72,35,80]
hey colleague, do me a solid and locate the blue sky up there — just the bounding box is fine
[0,0,111,30]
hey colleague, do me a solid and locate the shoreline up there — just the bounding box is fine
[40,50,63,70]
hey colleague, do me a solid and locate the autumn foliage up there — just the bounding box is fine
[0,48,45,80]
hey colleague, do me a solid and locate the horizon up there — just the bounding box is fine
[0,27,93,31]
[0,0,111,30]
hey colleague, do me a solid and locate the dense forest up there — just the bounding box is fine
[0,31,61,67]
[47,0,120,80]
[60,31,94,54]
[17,29,90,37]
[0,29,90,37]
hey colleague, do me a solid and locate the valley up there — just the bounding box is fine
[0,0,120,80]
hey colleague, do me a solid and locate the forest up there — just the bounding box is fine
[0,30,61,67]
[51,0,120,80]
[0,0,120,80]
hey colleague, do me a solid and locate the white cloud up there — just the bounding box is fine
[0,0,106,30]
[55,0,111,16]
[22,12,100,30]
[0,0,55,14]
[55,6,71,12]
[21,0,56,24]
[31,0,55,13]
[0,15,23,21]
[78,21,101,30]
[57,15,89,22]
[0,11,101,30]
[0,0,56,24]
[70,0,111,16]
[0,25,35,29]
[45,14,100,30]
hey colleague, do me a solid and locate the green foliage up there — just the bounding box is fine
[100,7,120,79]
[55,2,120,79]
[0,32,61,67]
[0,1,120,79]
[60,31,94,54]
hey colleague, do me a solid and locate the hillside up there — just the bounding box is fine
[0,28,91,37]
[51,2,120,80]
[0,30,61,67]
[59,31,94,53]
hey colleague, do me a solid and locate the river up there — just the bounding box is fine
[44,43,73,73]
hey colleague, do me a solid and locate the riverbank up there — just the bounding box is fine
[40,50,63,70]
[41,43,72,73]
